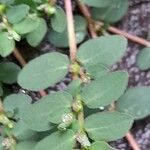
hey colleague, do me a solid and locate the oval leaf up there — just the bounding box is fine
[6,4,30,24]
[13,17,39,34]
[3,94,31,118]
[81,71,128,108]
[0,62,21,84]
[33,130,75,150]
[0,32,15,57]
[18,52,69,91]
[90,141,113,150]
[82,0,111,8]
[21,91,72,131]
[91,0,129,23]
[26,18,47,47]
[77,35,127,67]
[136,47,150,70]
[85,111,133,141]
[51,6,67,32]
[116,86,150,120]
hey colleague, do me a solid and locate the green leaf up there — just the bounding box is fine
[12,120,38,141]
[85,63,109,79]
[0,62,21,84]
[66,79,82,96]
[14,0,36,9]
[26,18,47,47]
[0,0,14,5]
[13,17,39,34]
[6,4,30,24]
[90,141,113,150]
[81,71,128,108]
[85,111,133,141]
[51,6,67,32]
[0,32,15,57]
[136,47,150,70]
[116,86,150,120]
[33,130,75,150]
[77,35,127,67]
[48,15,87,48]
[21,91,72,131]
[91,0,129,23]
[18,52,69,91]
[82,0,112,8]
[3,94,31,118]
[16,141,36,150]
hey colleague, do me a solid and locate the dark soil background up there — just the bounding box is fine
[0,0,150,149]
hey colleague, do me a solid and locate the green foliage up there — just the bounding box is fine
[6,4,30,24]
[33,130,75,150]
[20,91,73,131]
[0,62,21,84]
[48,15,87,47]
[26,18,47,47]
[51,6,67,33]
[82,0,111,8]
[18,52,70,91]
[81,71,128,108]
[91,0,129,23]
[77,35,127,67]
[16,141,36,150]
[116,86,150,120]
[0,32,15,57]
[136,47,150,70]
[85,111,133,141]
[90,141,113,150]
[13,17,39,35]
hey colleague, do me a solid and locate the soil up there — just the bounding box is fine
[0,0,150,149]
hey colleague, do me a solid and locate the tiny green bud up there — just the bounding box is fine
[46,5,56,15]
[70,62,81,75]
[0,113,13,128]
[9,30,21,41]
[72,100,83,113]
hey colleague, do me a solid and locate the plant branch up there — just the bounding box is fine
[13,49,47,97]
[77,0,150,47]
[64,0,77,63]
[77,1,141,150]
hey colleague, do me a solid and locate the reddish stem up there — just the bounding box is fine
[13,49,47,97]
[64,0,77,63]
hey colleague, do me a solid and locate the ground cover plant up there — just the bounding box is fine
[0,0,150,150]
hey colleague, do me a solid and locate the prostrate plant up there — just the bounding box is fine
[0,35,134,150]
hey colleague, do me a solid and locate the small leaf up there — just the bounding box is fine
[33,130,75,150]
[21,91,73,131]
[26,18,47,47]
[90,141,113,150]
[48,15,87,47]
[81,71,128,108]
[51,6,67,32]
[3,94,31,118]
[136,47,150,70]
[0,62,21,84]
[6,4,30,24]
[0,0,14,5]
[66,79,82,96]
[77,35,127,67]
[82,0,111,8]
[18,52,69,91]
[13,17,39,34]
[0,32,15,57]
[85,111,133,141]
[16,141,36,150]
[12,120,38,141]
[116,86,150,120]
[91,0,129,23]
